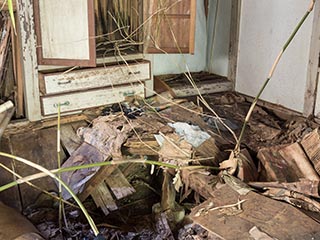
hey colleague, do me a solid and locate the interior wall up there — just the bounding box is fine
[206,0,232,77]
[149,0,207,75]
[235,0,314,113]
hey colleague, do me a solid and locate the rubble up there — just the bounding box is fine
[53,92,320,238]
[2,91,320,239]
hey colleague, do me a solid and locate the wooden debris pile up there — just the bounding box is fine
[56,91,320,238]
[5,91,319,239]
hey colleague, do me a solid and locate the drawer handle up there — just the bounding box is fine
[53,101,70,108]
[128,71,141,75]
[58,80,71,85]
[123,91,136,97]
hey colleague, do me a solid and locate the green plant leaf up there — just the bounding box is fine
[8,0,16,35]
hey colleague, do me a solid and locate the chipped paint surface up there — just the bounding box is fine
[17,0,41,121]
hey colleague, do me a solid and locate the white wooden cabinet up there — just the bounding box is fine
[17,0,196,121]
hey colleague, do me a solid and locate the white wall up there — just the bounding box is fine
[150,0,207,75]
[206,0,232,77]
[236,0,314,113]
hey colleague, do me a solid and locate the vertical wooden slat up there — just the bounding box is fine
[189,0,196,54]
[228,0,242,86]
[303,1,320,117]
[12,12,24,117]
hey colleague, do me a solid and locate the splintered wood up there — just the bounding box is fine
[60,114,136,215]
[301,128,320,175]
[257,143,319,182]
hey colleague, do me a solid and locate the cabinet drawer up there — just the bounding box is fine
[40,61,150,94]
[41,83,145,116]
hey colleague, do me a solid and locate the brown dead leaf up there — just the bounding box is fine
[219,151,238,175]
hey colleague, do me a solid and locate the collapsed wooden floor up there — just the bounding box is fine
[1,89,320,239]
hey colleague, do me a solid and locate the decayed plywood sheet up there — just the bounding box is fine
[190,184,320,240]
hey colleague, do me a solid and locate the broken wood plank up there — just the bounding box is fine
[4,114,88,136]
[154,76,176,96]
[123,137,160,156]
[249,179,320,198]
[279,142,319,181]
[257,144,318,182]
[105,168,135,200]
[79,163,135,215]
[91,182,118,216]
[190,184,320,240]
[181,169,218,200]
[194,137,222,166]
[158,133,193,162]
[301,128,320,175]
[78,164,115,202]
[262,187,320,213]
[60,142,109,200]
[244,95,302,121]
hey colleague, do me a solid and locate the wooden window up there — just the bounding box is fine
[144,0,196,54]
[34,0,96,67]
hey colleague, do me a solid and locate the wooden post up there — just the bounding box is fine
[303,1,320,117]
[228,0,242,87]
